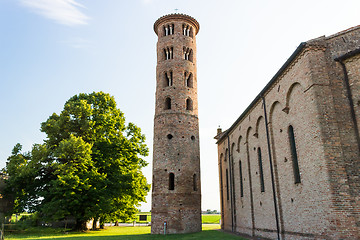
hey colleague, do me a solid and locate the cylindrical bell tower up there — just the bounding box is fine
[151,14,201,234]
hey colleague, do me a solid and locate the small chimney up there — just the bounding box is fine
[217,126,222,135]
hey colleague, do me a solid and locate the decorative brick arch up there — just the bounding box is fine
[254,116,264,138]
[284,82,304,114]
[237,136,242,152]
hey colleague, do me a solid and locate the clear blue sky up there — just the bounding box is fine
[1,0,359,212]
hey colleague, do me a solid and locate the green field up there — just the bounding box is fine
[133,213,220,224]
[201,214,221,224]
[5,225,246,240]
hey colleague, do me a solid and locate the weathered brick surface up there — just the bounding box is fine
[216,26,360,239]
[151,14,201,234]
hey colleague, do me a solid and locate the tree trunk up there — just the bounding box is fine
[99,217,105,229]
[75,220,87,231]
[92,218,98,230]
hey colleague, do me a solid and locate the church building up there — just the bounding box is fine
[215,26,360,239]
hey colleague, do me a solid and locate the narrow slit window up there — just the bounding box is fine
[164,71,172,87]
[170,71,173,85]
[183,47,188,60]
[226,169,229,201]
[186,73,193,88]
[165,97,171,110]
[164,49,167,60]
[288,125,301,184]
[169,24,173,35]
[186,98,193,110]
[239,160,244,197]
[169,173,175,190]
[193,174,197,191]
[169,47,173,59]
[258,147,265,192]
[189,49,193,62]
[164,72,169,87]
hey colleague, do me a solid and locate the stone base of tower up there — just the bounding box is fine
[151,193,201,234]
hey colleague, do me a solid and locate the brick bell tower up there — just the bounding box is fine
[151,14,201,234]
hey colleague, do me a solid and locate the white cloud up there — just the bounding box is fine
[20,0,89,26]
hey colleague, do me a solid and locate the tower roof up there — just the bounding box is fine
[154,13,200,35]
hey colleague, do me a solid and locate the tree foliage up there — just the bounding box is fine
[4,92,149,229]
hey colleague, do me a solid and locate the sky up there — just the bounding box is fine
[1,0,359,212]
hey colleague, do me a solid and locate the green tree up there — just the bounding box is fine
[5,92,149,230]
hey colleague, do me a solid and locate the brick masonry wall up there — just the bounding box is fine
[151,14,201,234]
[216,26,360,239]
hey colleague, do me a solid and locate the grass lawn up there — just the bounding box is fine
[201,214,221,224]
[5,224,247,240]
[133,213,221,224]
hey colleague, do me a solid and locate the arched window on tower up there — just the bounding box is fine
[183,24,193,38]
[184,72,193,88]
[288,125,301,184]
[164,71,173,87]
[183,47,193,62]
[164,47,173,60]
[186,98,193,111]
[169,173,175,190]
[165,97,171,110]
[164,24,174,36]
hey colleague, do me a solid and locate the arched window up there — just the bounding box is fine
[183,47,193,62]
[239,160,243,197]
[185,72,193,88]
[258,147,265,192]
[164,47,173,60]
[165,97,171,110]
[186,98,193,110]
[169,24,174,35]
[182,24,193,38]
[226,169,229,201]
[164,71,173,87]
[164,24,174,36]
[193,174,197,191]
[169,173,175,190]
[237,136,242,152]
[288,125,301,184]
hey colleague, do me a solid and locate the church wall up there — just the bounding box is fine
[216,26,360,239]
[218,48,336,239]
[344,55,360,137]
[314,31,360,239]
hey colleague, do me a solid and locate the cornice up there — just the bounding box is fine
[154,13,200,35]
